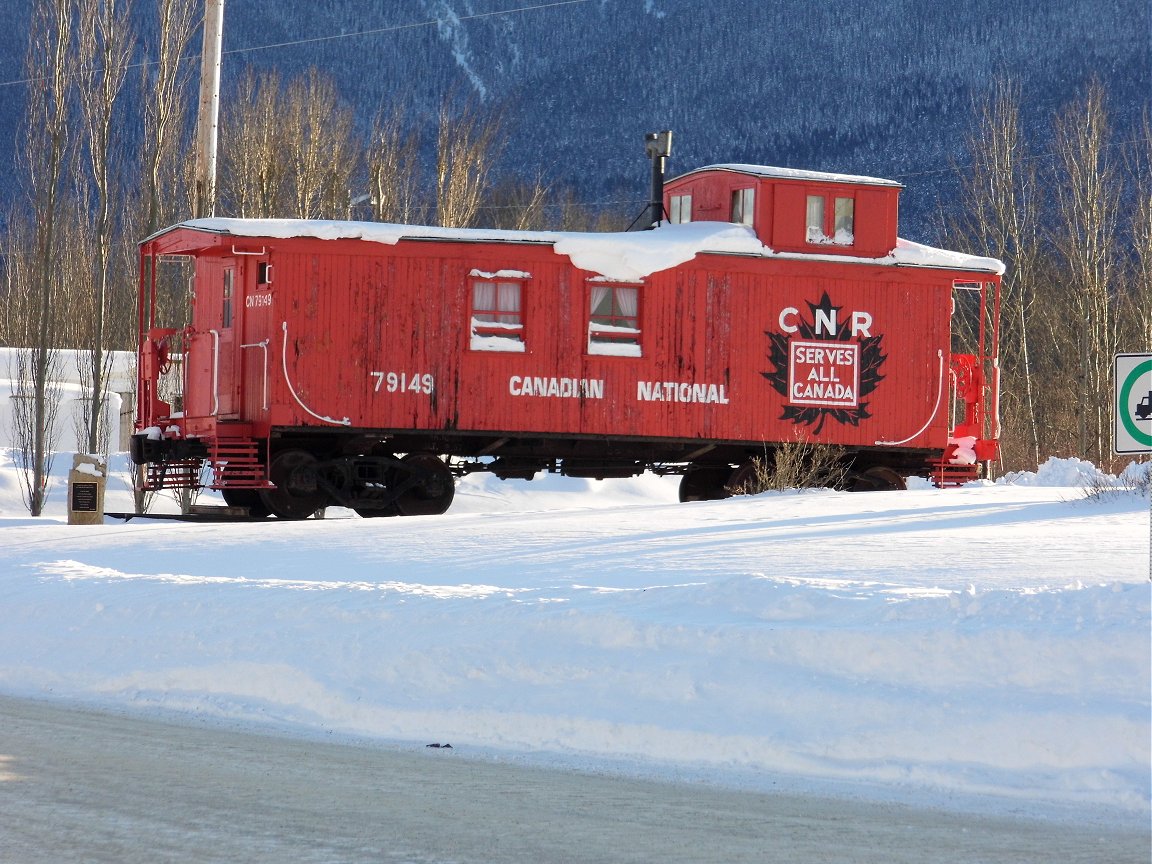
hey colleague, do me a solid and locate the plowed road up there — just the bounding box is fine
[0,696,1145,863]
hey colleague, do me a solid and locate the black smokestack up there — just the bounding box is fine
[644,131,672,228]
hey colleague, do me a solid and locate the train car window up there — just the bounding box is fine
[670,194,692,224]
[222,269,234,328]
[806,195,825,242]
[807,193,856,246]
[730,188,755,226]
[257,262,272,285]
[588,283,641,357]
[471,279,525,352]
[833,197,855,244]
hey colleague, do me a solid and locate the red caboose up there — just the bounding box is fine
[133,163,1002,518]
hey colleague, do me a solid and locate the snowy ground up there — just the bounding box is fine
[0,451,1148,827]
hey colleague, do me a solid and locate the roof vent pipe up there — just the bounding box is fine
[644,130,673,228]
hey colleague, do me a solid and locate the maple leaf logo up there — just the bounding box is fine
[762,292,886,435]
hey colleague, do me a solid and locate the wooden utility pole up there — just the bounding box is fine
[194,0,224,218]
[181,0,224,515]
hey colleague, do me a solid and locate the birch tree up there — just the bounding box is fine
[136,0,197,239]
[72,0,134,455]
[435,98,502,228]
[284,69,357,219]
[219,69,293,217]
[366,105,424,224]
[1050,80,1122,465]
[948,80,1044,468]
[9,0,76,515]
[1126,111,1152,353]
[129,0,197,513]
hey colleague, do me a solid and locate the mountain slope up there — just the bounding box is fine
[0,0,1147,239]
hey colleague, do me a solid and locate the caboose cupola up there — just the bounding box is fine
[664,164,903,258]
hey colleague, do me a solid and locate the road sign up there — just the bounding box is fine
[1114,353,1152,454]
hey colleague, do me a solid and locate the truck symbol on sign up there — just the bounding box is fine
[1137,392,1152,421]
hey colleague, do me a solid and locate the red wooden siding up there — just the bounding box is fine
[186,235,956,454]
[138,190,998,495]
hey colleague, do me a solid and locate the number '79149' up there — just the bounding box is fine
[370,371,434,395]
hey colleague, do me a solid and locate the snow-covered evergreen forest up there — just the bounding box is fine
[0,0,1147,231]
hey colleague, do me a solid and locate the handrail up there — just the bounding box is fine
[240,339,270,410]
[876,349,944,446]
[209,329,220,415]
[280,322,350,426]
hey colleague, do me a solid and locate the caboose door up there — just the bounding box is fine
[239,256,273,421]
[190,258,240,419]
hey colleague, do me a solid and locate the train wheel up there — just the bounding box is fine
[220,488,270,519]
[260,449,328,519]
[725,460,763,496]
[850,465,907,492]
[678,465,734,503]
[393,454,455,516]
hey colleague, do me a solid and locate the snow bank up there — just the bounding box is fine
[0,381,123,456]
[999,456,1151,491]
[0,453,1147,824]
[0,347,133,455]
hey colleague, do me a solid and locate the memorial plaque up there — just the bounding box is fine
[71,481,99,513]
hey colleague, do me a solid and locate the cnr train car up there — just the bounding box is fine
[133,162,1003,519]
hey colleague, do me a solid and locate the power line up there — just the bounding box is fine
[0,0,594,89]
[224,0,594,58]
[892,136,1152,181]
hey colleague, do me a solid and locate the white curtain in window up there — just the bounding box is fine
[473,282,496,318]
[834,197,855,242]
[615,286,638,320]
[806,195,825,239]
[590,285,612,318]
[497,281,520,314]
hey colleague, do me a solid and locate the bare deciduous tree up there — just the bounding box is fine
[218,69,292,218]
[947,80,1044,469]
[947,77,1150,470]
[366,105,424,224]
[285,69,357,219]
[551,186,628,232]
[1051,79,1123,466]
[126,0,197,514]
[73,0,133,456]
[9,0,77,515]
[435,98,502,228]
[1125,111,1152,353]
[138,0,197,238]
[220,68,359,221]
[486,177,551,231]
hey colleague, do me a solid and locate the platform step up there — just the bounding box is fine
[927,460,980,488]
[207,437,269,488]
[145,459,203,490]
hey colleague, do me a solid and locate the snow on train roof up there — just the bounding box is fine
[672,163,905,188]
[174,217,1004,279]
